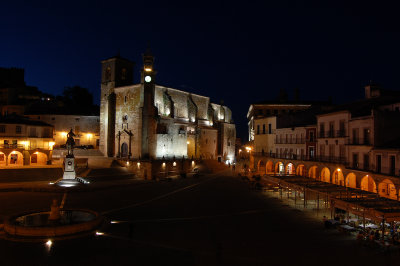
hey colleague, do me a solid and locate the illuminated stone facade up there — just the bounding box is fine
[99,50,236,161]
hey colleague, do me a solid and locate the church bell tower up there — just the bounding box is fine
[140,47,158,158]
[99,55,134,157]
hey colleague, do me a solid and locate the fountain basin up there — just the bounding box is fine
[4,209,103,239]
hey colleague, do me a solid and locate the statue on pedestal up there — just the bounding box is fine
[66,129,76,157]
[63,129,77,180]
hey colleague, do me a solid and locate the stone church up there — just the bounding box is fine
[99,49,236,162]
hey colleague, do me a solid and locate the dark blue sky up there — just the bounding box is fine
[2,1,400,140]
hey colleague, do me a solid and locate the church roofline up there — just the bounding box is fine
[101,55,133,63]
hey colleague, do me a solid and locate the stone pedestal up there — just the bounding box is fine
[63,156,76,180]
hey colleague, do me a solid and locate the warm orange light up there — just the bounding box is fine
[187,141,190,144]
[60,132,67,137]
[145,68,152,72]
[86,133,93,138]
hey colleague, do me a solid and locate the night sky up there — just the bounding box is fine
[2,1,400,140]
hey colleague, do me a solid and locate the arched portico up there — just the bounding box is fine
[378,179,397,200]
[345,173,357,189]
[308,166,318,179]
[266,161,274,175]
[296,164,306,177]
[361,175,377,193]
[275,162,284,175]
[8,151,23,166]
[257,160,266,175]
[0,151,6,165]
[30,152,48,165]
[332,168,344,186]
[320,167,330,183]
[285,163,295,175]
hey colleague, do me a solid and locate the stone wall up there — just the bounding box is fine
[114,85,142,158]
[198,128,218,159]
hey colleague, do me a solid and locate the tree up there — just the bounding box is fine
[62,86,93,107]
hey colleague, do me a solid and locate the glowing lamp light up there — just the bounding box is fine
[126,161,130,166]
[86,133,93,138]
[173,162,176,166]
[96,231,104,236]
[137,162,141,167]
[191,160,195,165]
[145,68,152,72]
[162,162,166,168]
[187,141,190,144]
[46,240,52,247]
[49,141,55,147]
[61,132,67,137]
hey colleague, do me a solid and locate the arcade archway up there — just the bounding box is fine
[308,166,318,179]
[332,169,344,186]
[296,164,306,177]
[345,173,357,189]
[361,175,377,193]
[285,163,295,175]
[266,161,274,175]
[320,167,330,183]
[8,151,23,166]
[275,162,284,175]
[378,179,397,200]
[30,152,48,165]
[257,160,266,175]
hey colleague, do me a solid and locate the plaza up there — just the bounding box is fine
[0,165,399,265]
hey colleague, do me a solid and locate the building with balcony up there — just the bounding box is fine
[0,115,54,166]
[251,83,400,201]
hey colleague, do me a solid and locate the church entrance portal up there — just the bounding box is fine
[121,143,128,158]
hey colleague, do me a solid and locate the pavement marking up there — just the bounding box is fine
[60,192,68,209]
[102,176,218,215]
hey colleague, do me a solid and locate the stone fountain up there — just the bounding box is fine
[3,199,103,240]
